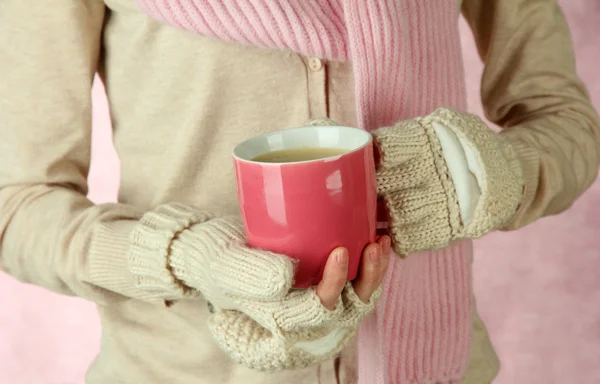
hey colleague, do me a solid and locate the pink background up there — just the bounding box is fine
[1,1,599,383]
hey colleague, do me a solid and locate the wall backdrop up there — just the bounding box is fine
[1,1,599,383]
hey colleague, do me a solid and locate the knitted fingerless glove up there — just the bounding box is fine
[209,282,381,371]
[373,108,524,256]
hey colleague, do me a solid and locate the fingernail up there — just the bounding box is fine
[337,249,349,268]
[370,245,382,265]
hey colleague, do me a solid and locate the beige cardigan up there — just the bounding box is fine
[0,0,598,383]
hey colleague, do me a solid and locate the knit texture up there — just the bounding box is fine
[133,0,411,131]
[354,3,476,381]
[374,115,461,256]
[360,241,473,384]
[132,1,474,383]
[128,203,378,370]
[127,203,206,302]
[429,109,524,236]
[208,283,381,371]
[170,214,295,302]
[127,203,294,305]
[373,108,524,256]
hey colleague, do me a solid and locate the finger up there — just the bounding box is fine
[316,247,349,310]
[377,235,392,258]
[377,237,391,284]
[353,243,384,303]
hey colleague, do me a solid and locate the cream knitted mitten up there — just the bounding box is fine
[208,282,381,371]
[373,108,524,256]
[169,215,296,305]
[127,204,293,303]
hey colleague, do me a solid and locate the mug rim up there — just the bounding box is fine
[232,125,373,165]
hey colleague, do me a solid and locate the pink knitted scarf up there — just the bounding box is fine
[133,1,473,383]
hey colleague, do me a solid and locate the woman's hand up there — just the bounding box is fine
[373,108,524,256]
[317,236,391,310]
[206,235,391,371]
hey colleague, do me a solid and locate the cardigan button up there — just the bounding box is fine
[308,57,323,72]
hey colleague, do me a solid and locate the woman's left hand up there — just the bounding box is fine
[373,107,524,256]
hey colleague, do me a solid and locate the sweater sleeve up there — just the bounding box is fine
[0,1,184,304]
[461,0,600,229]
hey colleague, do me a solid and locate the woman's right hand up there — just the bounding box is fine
[199,225,390,371]
[127,203,385,372]
[134,205,387,371]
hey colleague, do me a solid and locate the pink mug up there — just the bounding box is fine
[232,125,377,288]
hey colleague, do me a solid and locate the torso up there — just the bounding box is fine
[90,1,497,383]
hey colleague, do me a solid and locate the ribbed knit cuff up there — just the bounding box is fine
[372,118,431,172]
[88,220,139,299]
[498,132,541,230]
[127,203,211,303]
[374,118,460,256]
